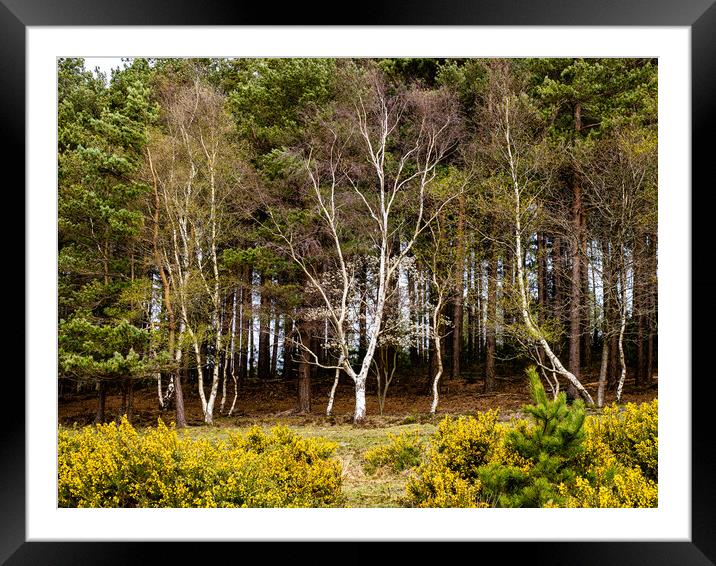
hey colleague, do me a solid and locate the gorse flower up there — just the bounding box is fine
[58,418,342,508]
[405,369,657,508]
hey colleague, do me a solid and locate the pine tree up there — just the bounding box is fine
[478,366,586,507]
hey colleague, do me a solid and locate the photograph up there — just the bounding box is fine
[56,56,659,510]
[8,8,709,560]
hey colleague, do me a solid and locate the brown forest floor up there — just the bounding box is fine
[58,370,658,428]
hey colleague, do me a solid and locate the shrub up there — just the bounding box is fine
[477,368,587,507]
[404,369,658,508]
[404,410,527,507]
[588,400,658,481]
[405,458,487,508]
[564,400,658,508]
[558,462,658,508]
[58,418,342,508]
[363,431,424,475]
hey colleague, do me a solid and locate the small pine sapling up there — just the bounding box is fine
[478,366,586,507]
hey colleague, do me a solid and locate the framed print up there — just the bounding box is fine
[7,0,714,563]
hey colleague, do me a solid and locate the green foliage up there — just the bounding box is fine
[528,58,657,139]
[476,368,586,507]
[227,58,338,154]
[363,431,424,474]
[378,58,443,86]
[58,57,157,324]
[58,313,154,382]
[405,369,657,508]
[58,418,342,507]
[404,410,526,507]
[222,246,290,277]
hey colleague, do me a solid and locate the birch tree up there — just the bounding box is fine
[475,59,597,407]
[148,77,245,424]
[271,70,460,422]
[418,216,457,414]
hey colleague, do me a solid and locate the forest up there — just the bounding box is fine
[58,57,658,508]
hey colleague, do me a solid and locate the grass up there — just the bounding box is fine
[168,420,438,507]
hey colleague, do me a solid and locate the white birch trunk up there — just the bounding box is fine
[430,282,445,414]
[228,376,239,417]
[203,313,222,424]
[206,362,220,424]
[430,336,443,414]
[616,264,628,403]
[156,373,164,409]
[504,96,594,406]
[354,376,367,423]
[326,357,343,417]
[220,358,228,414]
[222,291,237,415]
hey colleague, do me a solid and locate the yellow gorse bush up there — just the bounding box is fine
[564,399,658,508]
[587,399,658,480]
[404,400,658,508]
[58,418,342,508]
[404,410,528,507]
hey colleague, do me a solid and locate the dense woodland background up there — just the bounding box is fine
[57,57,657,426]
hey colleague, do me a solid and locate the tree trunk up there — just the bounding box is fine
[406,268,420,367]
[616,256,628,403]
[240,268,251,382]
[326,360,343,417]
[537,232,547,323]
[634,232,644,386]
[156,371,164,411]
[636,311,645,386]
[206,369,220,424]
[95,380,106,424]
[467,249,476,363]
[476,257,482,359]
[283,317,296,380]
[553,235,563,326]
[221,290,237,414]
[567,101,584,399]
[581,213,591,369]
[597,242,611,407]
[247,310,254,379]
[174,366,186,427]
[451,193,465,379]
[428,335,437,392]
[358,259,368,360]
[297,345,311,414]
[257,274,271,380]
[271,310,280,377]
[597,338,609,408]
[568,183,582,398]
[430,288,445,414]
[616,303,627,403]
[354,377,367,423]
[484,245,498,393]
[147,147,185,427]
[609,333,619,389]
[647,231,657,380]
[120,378,134,422]
[505,96,593,405]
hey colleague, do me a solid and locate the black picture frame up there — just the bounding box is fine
[6,1,713,563]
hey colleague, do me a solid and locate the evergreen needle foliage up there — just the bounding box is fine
[478,366,586,507]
